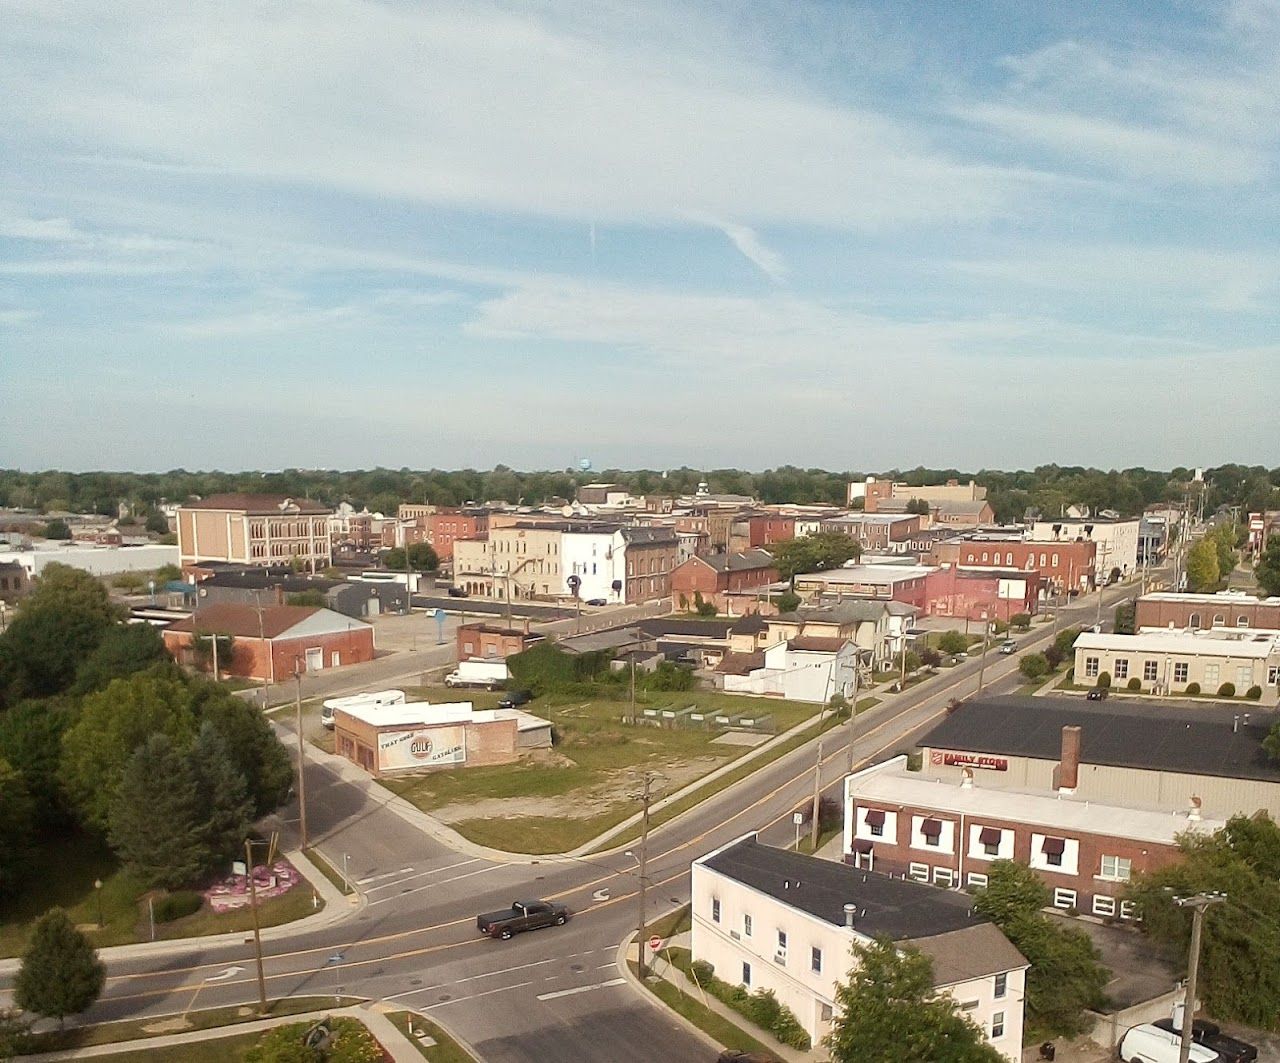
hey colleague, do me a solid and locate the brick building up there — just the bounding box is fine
[621,526,678,603]
[456,623,543,661]
[0,561,31,604]
[844,752,1222,919]
[1136,591,1280,632]
[922,566,1041,622]
[162,603,374,682]
[792,564,933,611]
[931,536,1096,596]
[426,508,490,561]
[820,513,921,552]
[177,494,332,573]
[736,513,795,549]
[670,549,778,611]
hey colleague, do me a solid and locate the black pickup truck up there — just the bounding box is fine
[1152,1018,1257,1062]
[477,899,571,940]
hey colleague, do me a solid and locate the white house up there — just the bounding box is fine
[691,835,1027,1060]
[560,525,627,602]
[722,637,857,703]
[1029,517,1140,581]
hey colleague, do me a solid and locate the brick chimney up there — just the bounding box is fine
[1053,725,1082,792]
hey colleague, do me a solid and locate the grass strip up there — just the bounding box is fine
[385,1011,479,1062]
[304,846,354,895]
[26,996,365,1053]
[84,1029,263,1062]
[644,903,692,941]
[629,961,773,1057]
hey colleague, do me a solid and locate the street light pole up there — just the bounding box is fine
[976,619,991,694]
[245,837,269,1014]
[636,772,654,981]
[1175,892,1225,1063]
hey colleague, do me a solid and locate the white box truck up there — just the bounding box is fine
[444,659,510,690]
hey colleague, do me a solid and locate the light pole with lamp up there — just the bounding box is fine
[94,878,104,928]
[292,663,309,848]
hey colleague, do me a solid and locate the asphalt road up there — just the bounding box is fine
[0,581,1140,1061]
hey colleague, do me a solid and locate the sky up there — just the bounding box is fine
[1,0,1278,473]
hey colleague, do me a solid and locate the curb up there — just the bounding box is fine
[614,930,725,1056]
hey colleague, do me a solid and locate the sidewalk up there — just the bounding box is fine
[0,848,360,977]
[15,1002,430,1062]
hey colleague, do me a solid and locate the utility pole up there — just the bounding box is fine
[810,735,825,851]
[254,591,270,707]
[294,670,309,848]
[244,834,277,1014]
[1174,892,1225,1063]
[629,656,637,724]
[976,619,991,694]
[846,655,860,775]
[210,631,219,682]
[636,772,654,981]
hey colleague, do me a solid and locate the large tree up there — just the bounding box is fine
[974,860,1108,1038]
[771,533,861,581]
[71,623,175,694]
[0,759,34,897]
[13,909,105,1027]
[825,937,1003,1063]
[190,684,292,816]
[1256,538,1280,598]
[1185,538,1221,592]
[60,675,197,831]
[0,699,76,829]
[1128,812,1280,1030]
[189,722,255,869]
[108,734,210,889]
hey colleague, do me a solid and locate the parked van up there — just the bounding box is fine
[1118,1022,1220,1063]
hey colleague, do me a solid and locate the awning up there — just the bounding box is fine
[978,827,1002,846]
[921,818,943,838]
[852,839,874,854]
[863,809,886,827]
[1042,836,1066,856]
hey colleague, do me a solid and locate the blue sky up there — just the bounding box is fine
[2,0,1278,473]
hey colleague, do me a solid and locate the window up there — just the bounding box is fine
[711,898,720,923]
[741,962,751,987]
[979,826,1002,856]
[1006,552,1013,565]
[967,872,988,888]
[1113,658,1129,679]
[1174,662,1189,684]
[991,1011,1005,1039]
[776,929,787,956]
[1120,900,1138,920]
[1239,615,1250,628]
[1213,613,1225,627]
[1238,666,1252,689]
[1084,656,1099,678]
[1042,836,1065,867]
[1093,895,1116,917]
[1052,553,1059,567]
[1206,663,1221,685]
[1100,855,1132,881]
[994,972,1007,998]
[811,946,822,974]
[1053,888,1076,909]
[1269,666,1280,686]
[743,913,752,937]
[908,863,929,882]
[1189,612,1201,628]
[1143,660,1159,682]
[933,867,955,887]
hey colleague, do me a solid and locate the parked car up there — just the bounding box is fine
[477,899,570,940]
[447,587,469,598]
[585,598,607,606]
[999,640,1017,655]
[1118,1022,1220,1063]
[1087,687,1109,701]
[498,689,532,709]
[1151,1018,1257,1063]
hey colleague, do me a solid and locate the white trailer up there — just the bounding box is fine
[444,659,510,690]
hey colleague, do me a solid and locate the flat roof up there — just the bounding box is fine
[850,760,1226,844]
[336,700,479,727]
[794,564,934,584]
[920,695,1280,783]
[1140,591,1280,606]
[1076,629,1280,658]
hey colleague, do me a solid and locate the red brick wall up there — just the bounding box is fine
[455,624,534,659]
[163,626,375,681]
[923,567,1040,621]
[1135,597,1280,632]
[939,541,1096,594]
[671,558,720,602]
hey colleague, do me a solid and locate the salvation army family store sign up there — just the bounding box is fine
[379,726,467,770]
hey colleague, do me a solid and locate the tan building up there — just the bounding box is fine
[1074,629,1280,697]
[453,522,564,599]
[178,494,332,573]
[855,476,987,512]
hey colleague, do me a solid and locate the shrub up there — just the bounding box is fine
[992,619,1009,636]
[1019,653,1049,681]
[1186,681,1201,695]
[689,959,715,984]
[938,630,968,655]
[696,600,718,617]
[1010,612,1032,631]
[920,647,941,668]
[1218,683,1237,698]
[1044,645,1064,670]
[773,1009,812,1050]
[1127,677,1141,691]
[1066,667,1075,682]
[1097,671,1112,689]
[152,890,203,923]
[744,987,782,1030]
[678,594,688,610]
[1247,685,1263,701]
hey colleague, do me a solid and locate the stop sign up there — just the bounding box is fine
[647,935,663,953]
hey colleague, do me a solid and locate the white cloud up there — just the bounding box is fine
[693,216,787,282]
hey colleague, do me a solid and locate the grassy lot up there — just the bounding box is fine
[382,687,826,854]
[86,1030,263,1062]
[26,997,362,1054]
[628,961,772,1057]
[0,833,322,959]
[386,1011,478,1062]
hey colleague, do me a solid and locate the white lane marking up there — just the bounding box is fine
[356,866,416,886]
[536,978,627,1001]
[380,950,603,1002]
[365,863,507,907]
[422,981,534,1009]
[207,965,244,982]
[362,859,481,893]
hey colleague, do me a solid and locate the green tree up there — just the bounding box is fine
[13,909,105,1027]
[144,511,170,535]
[43,519,72,540]
[1053,627,1081,657]
[72,623,174,694]
[0,1009,32,1060]
[0,699,76,829]
[1113,600,1136,635]
[1009,612,1032,631]
[773,591,801,613]
[1018,653,1049,681]
[154,563,182,583]
[191,685,293,816]
[938,630,968,656]
[0,759,35,897]
[975,861,1107,1037]
[61,675,197,831]
[285,590,328,608]
[1256,538,1280,598]
[1211,523,1238,581]
[825,936,1002,1063]
[108,734,210,889]
[189,723,254,869]
[382,543,439,572]
[1186,538,1221,592]
[771,532,862,581]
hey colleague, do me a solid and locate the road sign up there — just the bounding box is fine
[433,608,446,621]
[648,935,663,953]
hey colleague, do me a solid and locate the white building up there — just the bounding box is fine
[560,525,627,602]
[691,834,1027,1060]
[722,637,857,703]
[1074,628,1280,697]
[0,542,180,577]
[1029,517,1140,581]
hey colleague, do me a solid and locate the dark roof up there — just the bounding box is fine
[715,651,766,675]
[774,600,891,625]
[637,617,734,639]
[788,636,848,653]
[702,837,997,941]
[167,603,324,638]
[181,494,330,515]
[921,695,1280,783]
[201,572,339,592]
[700,549,776,573]
[729,613,769,635]
[621,526,678,545]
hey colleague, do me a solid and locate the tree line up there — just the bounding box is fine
[3,463,1278,524]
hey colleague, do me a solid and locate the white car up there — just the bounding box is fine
[1118,1022,1220,1063]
